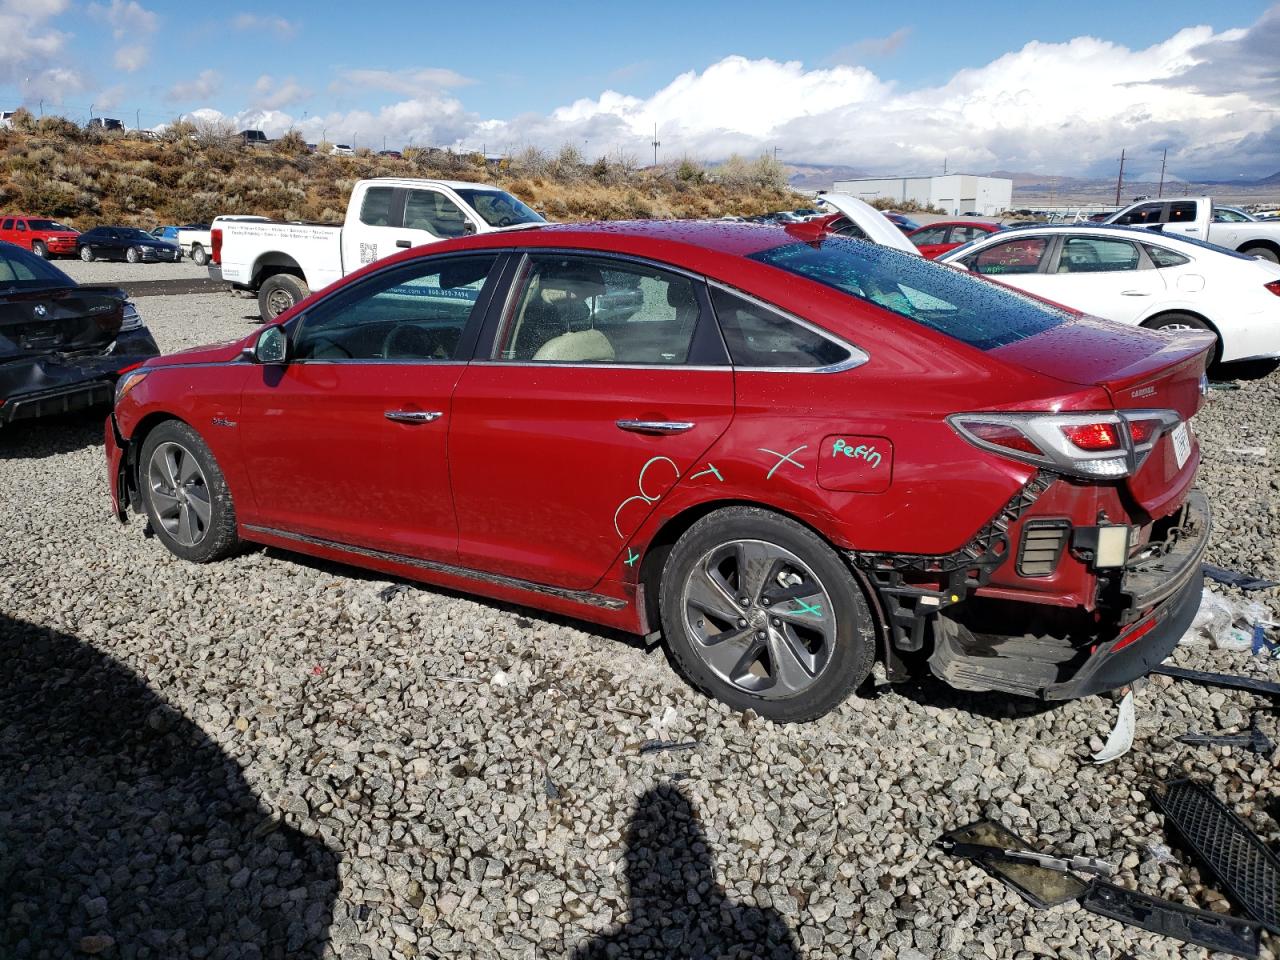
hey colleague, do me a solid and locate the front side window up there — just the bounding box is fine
[1057,237,1141,273]
[968,237,1050,275]
[1213,207,1252,223]
[909,226,948,246]
[1113,203,1164,226]
[1144,244,1191,268]
[750,237,1069,351]
[404,190,473,238]
[455,189,544,228]
[1,219,12,230]
[358,187,395,227]
[293,255,496,361]
[497,256,701,364]
[711,288,851,369]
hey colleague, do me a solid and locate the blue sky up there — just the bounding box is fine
[3,1,1278,177]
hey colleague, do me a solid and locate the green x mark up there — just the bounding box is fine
[791,598,823,618]
[624,548,640,567]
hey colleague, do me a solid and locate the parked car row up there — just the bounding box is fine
[1,214,188,263]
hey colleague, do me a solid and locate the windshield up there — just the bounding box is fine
[27,219,73,232]
[0,244,75,292]
[455,189,545,228]
[121,228,155,241]
[749,237,1069,351]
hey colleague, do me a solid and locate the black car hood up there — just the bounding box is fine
[0,285,125,362]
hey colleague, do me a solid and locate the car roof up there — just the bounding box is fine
[910,219,999,230]
[481,219,799,257]
[356,177,519,192]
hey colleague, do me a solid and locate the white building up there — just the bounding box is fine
[829,175,1013,217]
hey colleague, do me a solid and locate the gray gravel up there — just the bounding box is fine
[0,289,1277,959]
[55,257,212,286]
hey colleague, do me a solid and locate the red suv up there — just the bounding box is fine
[0,215,79,259]
[105,221,1213,722]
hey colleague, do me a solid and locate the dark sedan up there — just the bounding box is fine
[77,227,181,264]
[1,241,159,426]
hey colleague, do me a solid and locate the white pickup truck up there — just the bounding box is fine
[211,178,545,320]
[178,215,270,266]
[1104,197,1280,263]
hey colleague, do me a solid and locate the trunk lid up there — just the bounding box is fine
[991,315,1215,516]
[0,285,124,361]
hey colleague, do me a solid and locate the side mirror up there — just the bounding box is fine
[250,325,289,364]
[463,221,477,235]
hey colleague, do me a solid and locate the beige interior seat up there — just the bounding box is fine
[533,328,615,362]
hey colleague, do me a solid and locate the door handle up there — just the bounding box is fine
[1120,290,1150,296]
[396,239,412,249]
[385,410,443,424]
[616,419,695,434]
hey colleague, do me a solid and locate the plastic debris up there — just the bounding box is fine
[490,670,510,687]
[1177,715,1274,755]
[1152,664,1280,699]
[1202,562,1279,592]
[1092,689,1136,764]
[1145,842,1178,864]
[638,739,699,755]
[1183,588,1273,651]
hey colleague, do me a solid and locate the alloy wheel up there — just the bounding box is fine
[681,539,836,699]
[1159,322,1195,331]
[148,441,212,547]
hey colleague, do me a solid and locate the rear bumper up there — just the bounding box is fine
[1,379,114,424]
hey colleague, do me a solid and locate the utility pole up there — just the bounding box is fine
[651,124,661,167]
[1157,148,1167,198]
[1114,148,1126,206]
[383,135,386,150]
[38,99,43,118]
[773,146,779,162]
[943,156,948,175]
[136,108,140,130]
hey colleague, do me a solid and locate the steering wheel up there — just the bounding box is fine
[497,216,514,227]
[382,324,437,359]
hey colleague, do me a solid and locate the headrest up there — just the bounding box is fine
[539,261,606,298]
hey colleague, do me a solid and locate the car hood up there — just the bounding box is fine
[144,340,245,368]
[815,194,921,255]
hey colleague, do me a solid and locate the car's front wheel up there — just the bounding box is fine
[659,506,875,722]
[79,246,94,262]
[32,240,48,259]
[190,244,209,266]
[126,246,142,264]
[139,421,239,563]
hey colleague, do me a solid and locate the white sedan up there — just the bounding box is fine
[938,225,1280,363]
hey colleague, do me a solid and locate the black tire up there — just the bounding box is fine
[1143,312,1220,364]
[138,420,239,564]
[258,273,310,322]
[126,246,142,264]
[79,246,94,262]
[31,240,48,259]
[1240,244,1279,264]
[190,244,209,266]
[659,506,875,723]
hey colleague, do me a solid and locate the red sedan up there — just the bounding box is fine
[105,221,1213,722]
[907,219,1002,259]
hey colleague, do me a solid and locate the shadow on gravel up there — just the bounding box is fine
[0,409,106,458]
[1212,358,1280,382]
[881,674,1065,721]
[0,612,339,958]
[571,783,800,960]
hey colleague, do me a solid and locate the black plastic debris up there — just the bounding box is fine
[1081,879,1261,959]
[936,839,1114,876]
[939,820,1088,908]
[1151,665,1280,699]
[638,740,699,755]
[1202,562,1280,592]
[1177,716,1274,756]
[1152,780,1280,934]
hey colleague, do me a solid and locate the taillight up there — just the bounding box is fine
[211,228,222,264]
[950,409,1182,480]
[1266,280,1280,297]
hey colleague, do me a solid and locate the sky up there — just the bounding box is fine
[2,0,1278,180]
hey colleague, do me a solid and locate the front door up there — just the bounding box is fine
[340,186,480,270]
[237,253,500,560]
[1029,234,1165,324]
[449,253,735,589]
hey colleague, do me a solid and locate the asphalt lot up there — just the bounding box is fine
[0,269,1277,959]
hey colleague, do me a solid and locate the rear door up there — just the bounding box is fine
[1034,234,1165,324]
[1161,199,1210,241]
[448,252,734,589]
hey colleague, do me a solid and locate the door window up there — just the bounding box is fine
[1144,244,1191,268]
[968,237,1050,275]
[497,256,702,364]
[1056,237,1141,273]
[1168,201,1198,223]
[1213,207,1251,223]
[14,221,26,232]
[358,187,395,227]
[1,220,12,230]
[909,226,948,246]
[1112,203,1164,225]
[292,255,496,361]
[950,225,991,244]
[711,288,851,369]
[404,190,472,238]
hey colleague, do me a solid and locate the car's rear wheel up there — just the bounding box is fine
[659,506,875,722]
[258,273,310,322]
[126,246,142,264]
[190,244,209,266]
[1143,312,1220,364]
[139,421,239,563]
[79,246,94,262]
[1240,243,1279,264]
[31,240,48,259]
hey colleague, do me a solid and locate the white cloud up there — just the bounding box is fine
[88,0,157,73]
[337,67,474,96]
[252,74,312,111]
[830,26,913,63]
[232,13,298,39]
[0,0,78,100]
[167,69,221,102]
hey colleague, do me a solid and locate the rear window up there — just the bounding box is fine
[0,244,75,290]
[749,237,1069,351]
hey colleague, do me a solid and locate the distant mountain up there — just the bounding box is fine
[785,162,871,190]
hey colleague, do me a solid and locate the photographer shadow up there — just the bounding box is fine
[572,783,800,960]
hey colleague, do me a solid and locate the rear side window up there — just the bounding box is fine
[951,225,993,244]
[969,237,1049,275]
[710,287,851,369]
[1113,203,1163,225]
[1144,244,1190,268]
[1057,237,1140,273]
[359,187,395,227]
[1168,202,1198,223]
[750,237,1069,352]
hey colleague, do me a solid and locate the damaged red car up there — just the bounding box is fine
[105,221,1213,722]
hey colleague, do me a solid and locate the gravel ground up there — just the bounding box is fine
[0,293,1277,960]
[55,257,211,285]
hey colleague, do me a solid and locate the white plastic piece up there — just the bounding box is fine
[1092,689,1136,764]
[490,670,510,687]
